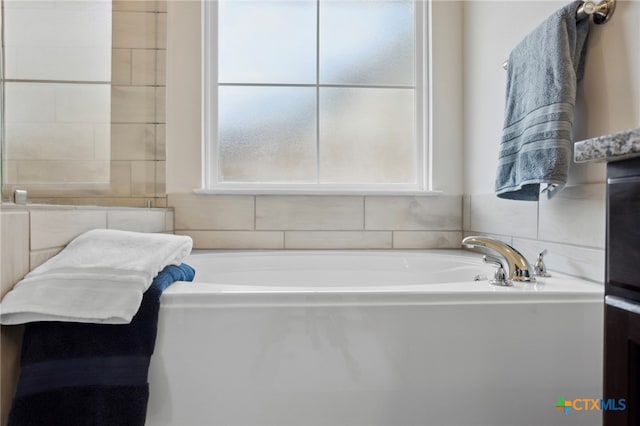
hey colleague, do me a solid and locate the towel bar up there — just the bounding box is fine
[502,0,615,70]
[576,0,616,24]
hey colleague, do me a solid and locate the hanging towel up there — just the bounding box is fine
[0,229,193,325]
[7,263,195,426]
[495,1,590,201]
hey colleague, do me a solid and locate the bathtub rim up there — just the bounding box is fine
[162,249,604,308]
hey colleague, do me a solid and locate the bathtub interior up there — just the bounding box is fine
[181,249,496,286]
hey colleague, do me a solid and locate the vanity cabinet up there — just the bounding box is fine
[604,303,640,426]
[604,156,640,426]
[606,157,640,302]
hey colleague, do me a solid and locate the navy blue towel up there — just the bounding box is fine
[8,263,195,426]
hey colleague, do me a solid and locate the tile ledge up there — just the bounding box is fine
[1,203,173,212]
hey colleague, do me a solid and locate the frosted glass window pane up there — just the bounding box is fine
[320,0,414,86]
[219,0,316,84]
[319,88,416,183]
[4,1,112,81]
[219,86,317,182]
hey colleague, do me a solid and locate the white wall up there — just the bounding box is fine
[166,0,201,194]
[463,0,640,281]
[430,1,464,194]
[464,0,640,195]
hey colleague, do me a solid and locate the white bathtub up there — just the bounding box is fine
[147,250,604,426]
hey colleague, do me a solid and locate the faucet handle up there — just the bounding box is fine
[534,250,551,277]
[483,255,513,286]
[483,255,502,268]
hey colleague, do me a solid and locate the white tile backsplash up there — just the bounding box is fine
[112,86,157,123]
[156,12,167,49]
[107,209,166,233]
[285,231,392,249]
[538,183,606,249]
[469,194,538,239]
[112,48,132,85]
[155,87,166,123]
[110,161,133,196]
[55,84,111,123]
[131,49,157,86]
[164,210,174,232]
[156,50,166,86]
[26,206,175,252]
[465,184,607,282]
[393,231,462,249]
[4,83,56,123]
[113,11,157,49]
[4,0,165,205]
[1,211,30,295]
[113,0,158,12]
[5,46,111,83]
[4,3,111,81]
[462,195,471,231]
[462,231,513,246]
[256,196,364,230]
[0,211,30,426]
[6,123,95,160]
[30,209,107,250]
[163,178,605,270]
[131,161,156,197]
[365,195,461,230]
[512,237,605,283]
[168,193,468,250]
[170,193,255,230]
[112,124,156,161]
[179,230,284,250]
[15,160,110,185]
[30,247,63,271]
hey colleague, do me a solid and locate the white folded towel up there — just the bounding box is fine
[0,229,193,325]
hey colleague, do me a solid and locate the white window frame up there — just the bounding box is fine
[201,0,432,195]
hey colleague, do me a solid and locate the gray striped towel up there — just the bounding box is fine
[495,1,590,201]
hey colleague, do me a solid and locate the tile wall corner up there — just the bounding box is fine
[463,183,606,282]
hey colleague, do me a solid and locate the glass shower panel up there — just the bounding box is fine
[319,0,415,86]
[319,87,416,183]
[0,1,3,195]
[218,86,317,182]
[4,83,111,185]
[2,0,112,190]
[3,1,111,82]
[219,0,317,84]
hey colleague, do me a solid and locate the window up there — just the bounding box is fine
[203,0,429,193]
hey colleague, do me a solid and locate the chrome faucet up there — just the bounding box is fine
[461,236,536,283]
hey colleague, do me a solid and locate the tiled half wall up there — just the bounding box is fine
[169,193,463,250]
[0,204,174,425]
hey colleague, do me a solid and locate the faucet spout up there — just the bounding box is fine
[462,236,535,282]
